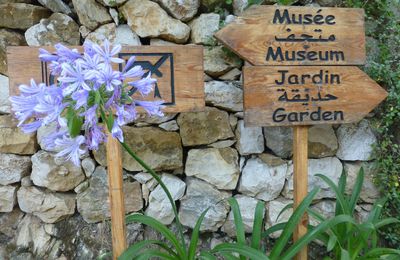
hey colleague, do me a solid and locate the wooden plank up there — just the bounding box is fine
[243,66,387,127]
[293,126,309,260]
[215,5,365,65]
[106,133,126,260]
[7,45,204,113]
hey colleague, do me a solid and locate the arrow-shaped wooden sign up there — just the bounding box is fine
[215,6,366,65]
[243,66,387,127]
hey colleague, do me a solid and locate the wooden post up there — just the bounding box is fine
[293,125,309,260]
[106,133,127,259]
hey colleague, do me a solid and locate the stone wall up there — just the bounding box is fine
[0,0,380,259]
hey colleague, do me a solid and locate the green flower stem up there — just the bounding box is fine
[119,141,187,256]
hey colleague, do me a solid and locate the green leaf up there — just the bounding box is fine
[276,202,293,221]
[327,234,337,252]
[361,248,400,258]
[263,222,287,238]
[269,188,319,259]
[133,249,177,260]
[340,249,350,260]
[375,217,400,229]
[349,168,364,214]
[118,240,177,260]
[66,108,83,137]
[251,201,265,250]
[228,197,246,260]
[316,174,350,215]
[188,208,210,260]
[277,0,298,6]
[106,112,114,131]
[211,243,269,260]
[199,251,217,260]
[125,214,185,258]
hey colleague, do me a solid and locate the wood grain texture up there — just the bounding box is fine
[293,126,309,260]
[106,133,126,260]
[243,66,387,127]
[215,5,365,65]
[7,45,204,113]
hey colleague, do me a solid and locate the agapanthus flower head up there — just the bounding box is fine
[10,40,164,166]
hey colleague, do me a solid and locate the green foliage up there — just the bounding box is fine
[307,169,400,259]
[344,0,400,248]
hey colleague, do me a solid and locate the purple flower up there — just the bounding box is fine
[42,129,67,150]
[97,64,122,91]
[83,40,97,57]
[128,73,157,96]
[83,105,98,127]
[59,62,91,96]
[86,125,106,150]
[71,89,89,109]
[135,100,164,117]
[20,120,43,134]
[116,104,137,126]
[55,135,86,166]
[39,49,58,62]
[111,121,124,142]
[55,43,81,62]
[92,40,124,64]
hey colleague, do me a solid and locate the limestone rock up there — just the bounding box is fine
[284,157,343,199]
[265,197,293,238]
[145,174,186,224]
[36,122,66,152]
[0,115,38,155]
[204,46,242,77]
[120,0,190,43]
[94,126,183,171]
[82,157,96,178]
[0,208,24,238]
[109,8,119,25]
[309,200,336,226]
[25,13,80,46]
[85,23,116,45]
[135,113,177,125]
[178,107,234,146]
[38,0,72,15]
[239,155,287,201]
[77,167,143,223]
[263,126,293,158]
[0,185,17,212]
[219,68,241,81]
[189,13,219,45]
[222,195,263,237]
[186,148,239,190]
[205,81,243,112]
[336,120,377,161]
[179,178,230,231]
[0,75,10,113]
[31,150,85,192]
[115,24,141,45]
[235,120,264,155]
[209,139,236,148]
[0,29,26,75]
[0,153,31,185]
[98,0,128,6]
[17,186,75,223]
[308,125,338,158]
[344,162,380,203]
[233,0,249,15]
[150,38,179,46]
[0,3,51,30]
[159,120,179,131]
[316,0,342,7]
[72,0,112,30]
[155,0,199,21]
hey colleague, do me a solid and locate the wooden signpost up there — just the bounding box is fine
[7,45,204,259]
[216,5,387,260]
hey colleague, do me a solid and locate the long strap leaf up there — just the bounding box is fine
[188,208,210,260]
[228,197,246,260]
[349,167,364,214]
[316,174,350,215]
[251,201,265,250]
[118,240,177,260]
[212,243,269,260]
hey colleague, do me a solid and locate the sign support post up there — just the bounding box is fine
[106,134,127,260]
[293,125,309,260]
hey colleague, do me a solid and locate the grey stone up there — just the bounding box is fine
[189,13,219,45]
[222,195,263,237]
[344,162,380,203]
[36,122,66,152]
[205,81,243,112]
[209,139,236,148]
[159,120,179,131]
[145,174,186,224]
[0,75,10,113]
[79,26,91,38]
[178,107,234,146]
[155,0,199,21]
[150,38,179,46]
[0,115,38,155]
[85,23,116,45]
[38,0,72,15]
[0,185,17,212]
[233,0,248,15]
[82,157,96,178]
[0,208,24,238]
[0,153,31,185]
[74,180,89,193]
[284,157,343,199]
[77,166,143,223]
[25,13,80,46]
[17,186,76,223]
[98,0,128,6]
[132,172,153,184]
[94,126,183,172]
[109,8,119,25]
[72,0,112,30]
[316,0,342,7]
[308,125,338,158]
[265,197,293,238]
[336,120,377,161]
[204,46,242,77]
[31,150,85,192]
[115,24,141,45]
[179,178,230,231]
[0,29,26,75]
[0,3,51,30]
[263,126,293,158]
[309,200,336,226]
[235,120,264,155]
[120,0,190,43]
[239,154,287,201]
[186,148,240,190]
[21,176,32,187]
[219,68,241,81]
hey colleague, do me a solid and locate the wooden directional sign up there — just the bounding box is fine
[243,66,387,127]
[7,45,204,113]
[215,5,365,65]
